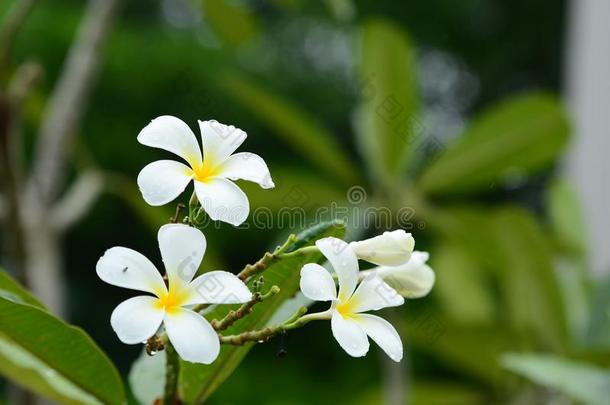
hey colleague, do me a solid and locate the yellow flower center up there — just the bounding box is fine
[192,159,220,183]
[336,299,358,317]
[154,286,189,315]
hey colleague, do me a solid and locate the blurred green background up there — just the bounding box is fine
[2,0,610,404]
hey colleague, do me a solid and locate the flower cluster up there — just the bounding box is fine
[301,232,434,362]
[97,116,435,366]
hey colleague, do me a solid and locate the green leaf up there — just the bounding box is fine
[432,243,495,324]
[354,18,419,186]
[0,269,45,309]
[405,313,511,384]
[584,274,610,349]
[354,380,486,405]
[418,92,570,195]
[491,207,567,351]
[0,298,124,404]
[419,204,503,269]
[546,178,587,256]
[554,256,591,346]
[501,353,610,404]
[219,72,360,186]
[201,0,260,48]
[179,220,346,403]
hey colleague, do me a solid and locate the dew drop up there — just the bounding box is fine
[43,369,57,378]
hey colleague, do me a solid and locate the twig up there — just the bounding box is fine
[211,285,280,331]
[0,193,6,219]
[5,61,43,186]
[0,0,38,67]
[26,0,121,206]
[237,252,275,281]
[219,308,330,346]
[237,234,297,281]
[49,170,104,231]
[0,95,27,283]
[170,203,185,224]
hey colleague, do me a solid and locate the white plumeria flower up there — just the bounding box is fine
[299,237,405,362]
[361,251,435,299]
[96,224,252,364]
[349,230,414,266]
[137,116,275,226]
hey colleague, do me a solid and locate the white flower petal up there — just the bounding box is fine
[158,224,206,288]
[97,247,166,295]
[164,308,219,364]
[194,178,249,226]
[374,251,435,298]
[331,310,369,358]
[349,273,404,313]
[184,271,252,305]
[137,160,193,206]
[219,152,274,189]
[137,116,202,167]
[350,230,415,266]
[198,120,247,165]
[299,263,337,301]
[110,296,164,344]
[315,238,359,301]
[352,313,403,362]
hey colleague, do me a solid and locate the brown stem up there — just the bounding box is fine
[219,308,326,346]
[211,285,280,331]
[170,203,185,224]
[236,234,298,281]
[237,252,275,281]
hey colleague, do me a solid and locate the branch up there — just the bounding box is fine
[0,95,27,280]
[219,308,330,346]
[0,193,6,219]
[162,342,179,405]
[5,61,43,186]
[26,0,120,207]
[236,235,297,281]
[210,285,280,331]
[7,61,43,105]
[49,170,104,231]
[0,0,38,67]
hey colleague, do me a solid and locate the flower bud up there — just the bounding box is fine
[365,251,435,298]
[349,230,415,266]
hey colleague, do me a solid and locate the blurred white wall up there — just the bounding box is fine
[565,0,610,275]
